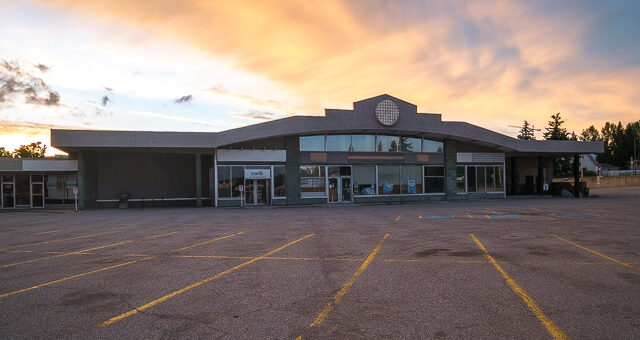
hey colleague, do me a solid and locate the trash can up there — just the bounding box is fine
[119,192,128,209]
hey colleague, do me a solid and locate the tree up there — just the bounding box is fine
[543,112,572,177]
[543,112,568,140]
[0,147,12,157]
[579,125,601,142]
[12,142,47,158]
[517,120,536,140]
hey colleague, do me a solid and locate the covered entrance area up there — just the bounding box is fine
[243,168,271,206]
[328,166,352,203]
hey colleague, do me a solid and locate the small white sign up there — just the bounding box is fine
[238,185,244,192]
[543,183,549,191]
[244,169,270,179]
[73,187,78,195]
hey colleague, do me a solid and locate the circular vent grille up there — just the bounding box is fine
[375,99,400,126]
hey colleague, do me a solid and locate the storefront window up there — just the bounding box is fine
[476,166,486,192]
[376,135,398,152]
[353,166,376,195]
[378,166,400,194]
[273,166,286,197]
[424,166,444,193]
[351,135,375,152]
[217,166,231,197]
[399,137,421,152]
[300,135,325,151]
[326,135,351,151]
[456,166,466,193]
[486,166,495,192]
[423,139,444,153]
[231,166,244,197]
[300,165,326,197]
[401,166,422,193]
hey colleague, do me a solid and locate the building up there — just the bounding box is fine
[43,94,603,209]
[0,158,78,209]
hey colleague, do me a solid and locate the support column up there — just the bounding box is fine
[573,153,580,198]
[511,157,518,195]
[444,139,458,200]
[77,151,85,210]
[77,150,97,209]
[195,153,202,207]
[537,156,544,195]
[285,136,301,205]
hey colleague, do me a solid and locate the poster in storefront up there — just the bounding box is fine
[408,178,416,194]
[383,182,393,194]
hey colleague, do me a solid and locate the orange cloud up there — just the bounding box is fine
[44,0,639,134]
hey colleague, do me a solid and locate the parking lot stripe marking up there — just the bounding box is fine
[0,232,239,299]
[309,233,390,328]
[466,214,474,219]
[2,231,118,251]
[32,230,61,235]
[99,233,315,327]
[0,231,178,269]
[169,255,253,259]
[485,215,491,219]
[529,208,544,212]
[395,213,403,222]
[552,234,640,272]
[470,234,568,340]
[171,232,244,252]
[486,208,498,214]
[0,257,155,299]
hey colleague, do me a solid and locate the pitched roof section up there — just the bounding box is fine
[51,94,604,154]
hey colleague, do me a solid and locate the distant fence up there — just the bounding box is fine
[585,175,640,188]
[598,169,640,176]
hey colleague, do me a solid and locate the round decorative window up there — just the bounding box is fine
[375,99,400,126]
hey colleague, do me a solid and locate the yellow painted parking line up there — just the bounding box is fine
[0,256,155,299]
[485,215,491,219]
[395,213,404,222]
[471,234,568,340]
[100,233,314,327]
[309,234,390,328]
[0,232,241,299]
[266,256,362,262]
[466,214,474,219]
[0,231,178,269]
[168,255,253,260]
[552,234,640,273]
[1,231,118,251]
[382,258,485,264]
[486,208,498,214]
[419,215,422,219]
[32,230,61,236]
[171,232,244,252]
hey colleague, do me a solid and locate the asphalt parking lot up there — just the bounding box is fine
[1,187,639,339]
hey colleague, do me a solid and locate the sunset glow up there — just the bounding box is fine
[1,0,639,155]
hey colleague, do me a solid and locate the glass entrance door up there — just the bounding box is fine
[14,174,30,207]
[31,175,44,208]
[329,176,352,203]
[2,175,15,208]
[244,179,269,205]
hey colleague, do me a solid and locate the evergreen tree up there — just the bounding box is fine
[517,120,536,140]
[543,113,568,140]
[12,142,47,158]
[543,112,572,177]
[579,125,601,142]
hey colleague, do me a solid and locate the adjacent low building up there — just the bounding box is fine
[42,94,602,209]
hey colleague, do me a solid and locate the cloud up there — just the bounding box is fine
[232,110,279,121]
[174,94,193,104]
[1,59,60,107]
[30,1,640,132]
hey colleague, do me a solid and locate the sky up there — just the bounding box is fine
[1,0,639,156]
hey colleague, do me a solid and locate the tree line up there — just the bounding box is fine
[0,142,47,158]
[517,113,640,175]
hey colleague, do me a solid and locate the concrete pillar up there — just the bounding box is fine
[510,157,518,195]
[285,136,301,205]
[573,154,580,198]
[537,156,544,195]
[444,139,457,200]
[77,150,97,209]
[195,153,202,207]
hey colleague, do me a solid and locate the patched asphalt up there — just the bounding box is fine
[0,186,639,339]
